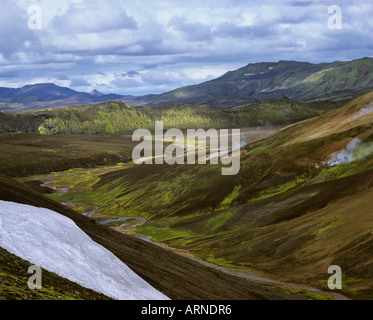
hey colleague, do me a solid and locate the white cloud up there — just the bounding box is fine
[52,0,137,34]
[1,0,372,95]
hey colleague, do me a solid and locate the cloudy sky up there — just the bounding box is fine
[0,0,372,95]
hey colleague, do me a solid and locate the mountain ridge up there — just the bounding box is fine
[1,57,372,111]
[142,57,373,107]
[0,83,134,111]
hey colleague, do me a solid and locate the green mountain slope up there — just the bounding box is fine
[34,91,373,299]
[0,99,342,135]
[0,175,317,300]
[143,58,373,107]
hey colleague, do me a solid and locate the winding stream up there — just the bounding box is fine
[31,126,349,300]
[35,173,348,301]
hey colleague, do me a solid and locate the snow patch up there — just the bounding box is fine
[0,201,169,300]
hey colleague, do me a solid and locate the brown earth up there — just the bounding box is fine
[0,174,315,300]
[2,93,373,300]
[0,133,137,177]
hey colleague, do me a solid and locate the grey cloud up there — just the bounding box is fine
[214,22,278,39]
[0,2,37,57]
[56,74,70,80]
[70,78,91,87]
[143,63,160,69]
[123,70,140,77]
[0,0,371,96]
[127,70,140,75]
[110,77,142,88]
[52,1,137,34]
[168,16,212,42]
[290,1,314,7]
[141,72,181,86]
[0,70,19,78]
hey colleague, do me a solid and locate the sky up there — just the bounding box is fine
[0,0,372,95]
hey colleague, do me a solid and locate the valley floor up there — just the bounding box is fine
[0,174,330,300]
[2,93,373,300]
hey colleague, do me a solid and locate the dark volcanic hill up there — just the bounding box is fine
[0,83,134,111]
[0,83,78,100]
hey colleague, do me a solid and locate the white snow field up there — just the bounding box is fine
[0,201,169,300]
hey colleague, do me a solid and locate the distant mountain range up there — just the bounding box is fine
[0,57,372,111]
[0,83,139,111]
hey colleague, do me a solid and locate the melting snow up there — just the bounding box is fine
[0,201,169,300]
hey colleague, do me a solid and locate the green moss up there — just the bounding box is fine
[325,163,356,180]
[283,289,333,300]
[249,175,308,202]
[51,168,85,174]
[216,185,241,210]
[0,247,111,300]
[341,277,366,288]
[202,254,238,269]
[312,215,343,236]
[135,225,195,244]
[206,212,233,231]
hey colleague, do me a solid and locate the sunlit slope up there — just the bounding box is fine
[0,99,339,134]
[51,91,373,299]
[61,92,373,218]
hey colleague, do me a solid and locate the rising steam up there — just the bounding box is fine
[328,138,373,167]
[345,103,373,123]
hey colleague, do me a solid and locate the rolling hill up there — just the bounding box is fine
[1,91,372,299]
[1,58,373,300]
[29,91,373,299]
[0,174,320,300]
[0,98,342,135]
